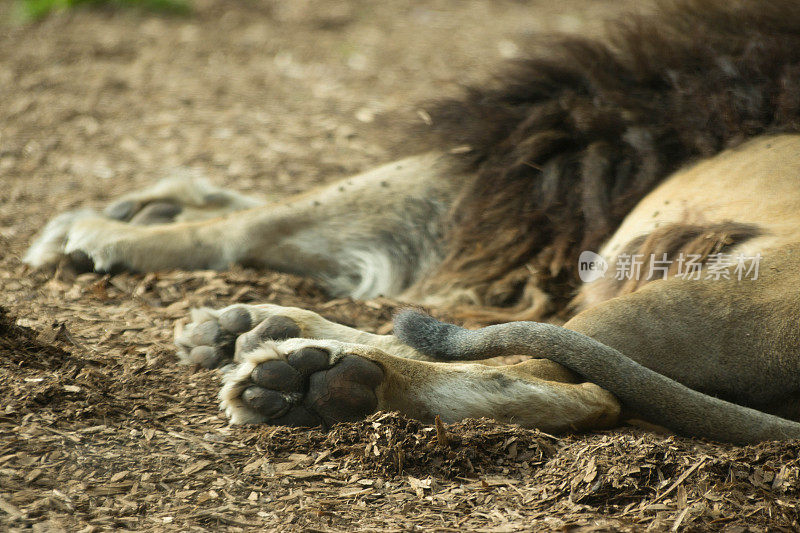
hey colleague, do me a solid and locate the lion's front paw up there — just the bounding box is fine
[61,218,141,274]
[219,340,384,427]
[24,211,145,273]
[104,174,263,225]
[24,209,100,269]
[175,305,303,369]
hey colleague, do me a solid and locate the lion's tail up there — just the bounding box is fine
[393,310,800,444]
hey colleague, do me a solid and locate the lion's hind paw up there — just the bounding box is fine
[219,340,384,428]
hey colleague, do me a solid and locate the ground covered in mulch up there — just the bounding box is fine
[3,302,800,531]
[2,0,800,531]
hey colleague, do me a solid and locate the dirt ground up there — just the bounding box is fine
[2,0,800,531]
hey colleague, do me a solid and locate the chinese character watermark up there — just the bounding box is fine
[579,252,760,283]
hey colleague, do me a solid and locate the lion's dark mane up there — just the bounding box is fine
[422,0,800,309]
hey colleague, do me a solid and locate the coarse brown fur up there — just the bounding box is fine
[418,0,800,311]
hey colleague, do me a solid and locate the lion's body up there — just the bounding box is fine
[25,1,800,442]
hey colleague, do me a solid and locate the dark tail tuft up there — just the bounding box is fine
[393,310,470,360]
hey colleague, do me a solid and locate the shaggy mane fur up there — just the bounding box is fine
[420,0,800,314]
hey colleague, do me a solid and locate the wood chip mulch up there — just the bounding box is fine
[2,2,799,529]
[2,301,800,532]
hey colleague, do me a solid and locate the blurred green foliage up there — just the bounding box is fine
[17,0,191,20]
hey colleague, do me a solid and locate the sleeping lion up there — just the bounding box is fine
[25,0,800,443]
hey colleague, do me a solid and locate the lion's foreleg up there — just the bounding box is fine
[47,152,459,299]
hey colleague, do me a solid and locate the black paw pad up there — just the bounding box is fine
[306,355,383,426]
[287,347,330,377]
[218,307,253,334]
[250,360,303,393]
[188,345,226,368]
[259,315,301,340]
[187,320,236,367]
[242,386,289,418]
[236,315,301,354]
[189,320,221,346]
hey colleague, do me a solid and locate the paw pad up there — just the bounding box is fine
[177,308,302,369]
[250,360,303,393]
[235,315,301,355]
[238,348,384,429]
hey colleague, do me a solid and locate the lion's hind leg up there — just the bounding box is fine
[182,306,621,432]
[219,332,621,432]
[178,304,618,432]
